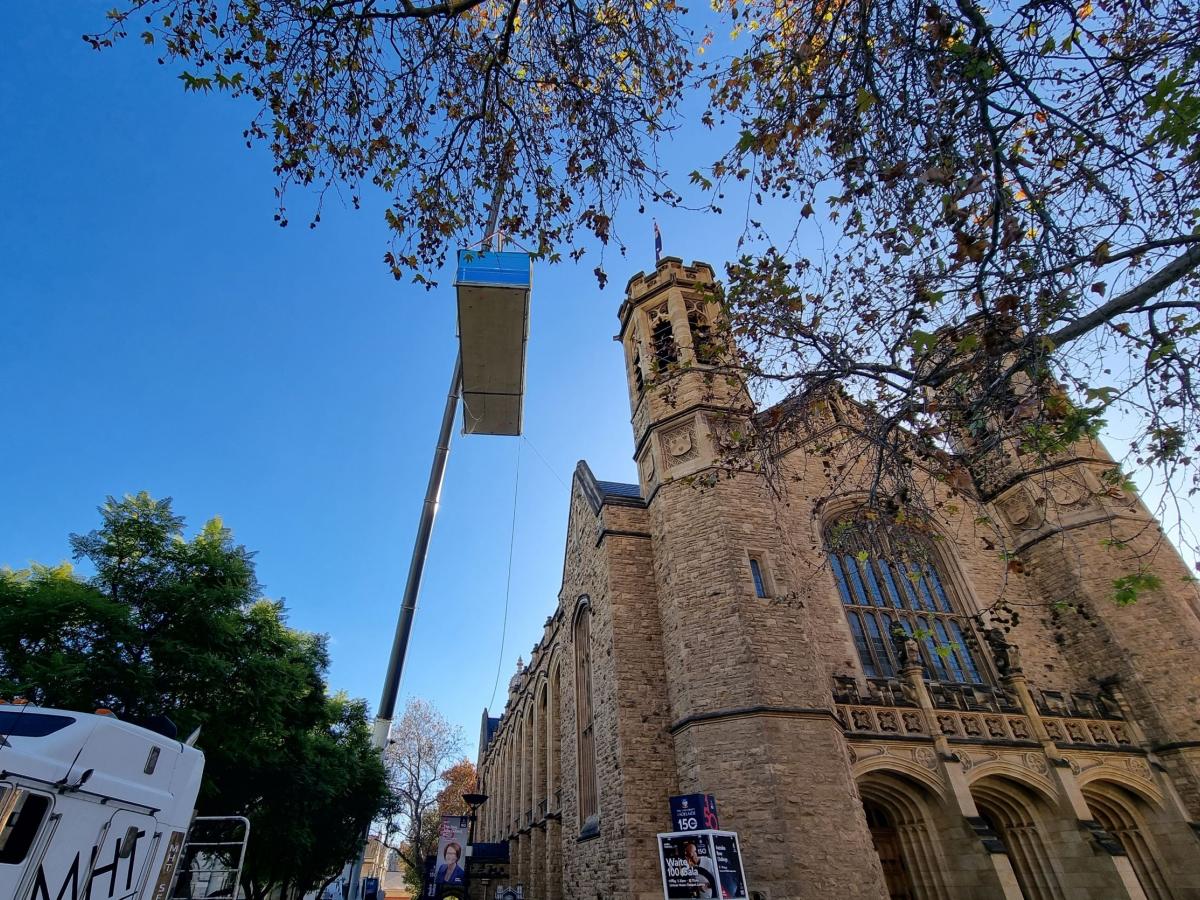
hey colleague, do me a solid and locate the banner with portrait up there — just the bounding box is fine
[434,815,470,889]
[657,830,749,900]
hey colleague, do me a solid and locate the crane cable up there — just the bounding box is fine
[489,438,522,709]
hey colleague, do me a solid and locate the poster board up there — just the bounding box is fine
[657,830,748,900]
[433,815,469,888]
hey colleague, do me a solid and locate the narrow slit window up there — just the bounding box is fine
[749,557,767,598]
[574,603,599,830]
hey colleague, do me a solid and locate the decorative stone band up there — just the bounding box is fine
[669,704,841,737]
[836,703,1136,749]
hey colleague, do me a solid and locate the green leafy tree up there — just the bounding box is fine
[243,694,389,900]
[80,0,1198,575]
[86,0,692,284]
[708,0,1200,506]
[0,493,388,900]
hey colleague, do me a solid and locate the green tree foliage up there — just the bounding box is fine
[0,493,388,900]
[82,0,1197,581]
[87,0,691,283]
[710,0,1200,500]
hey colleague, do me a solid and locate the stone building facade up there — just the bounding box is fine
[474,257,1200,900]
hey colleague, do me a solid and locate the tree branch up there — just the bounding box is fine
[1047,243,1200,348]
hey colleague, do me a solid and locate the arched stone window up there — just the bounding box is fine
[547,664,564,900]
[574,599,599,832]
[826,517,986,684]
[648,301,677,370]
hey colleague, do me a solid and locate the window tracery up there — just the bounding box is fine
[827,517,986,684]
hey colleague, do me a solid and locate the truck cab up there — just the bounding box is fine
[0,705,205,900]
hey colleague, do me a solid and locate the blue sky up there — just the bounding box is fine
[0,5,747,756]
[3,6,1193,760]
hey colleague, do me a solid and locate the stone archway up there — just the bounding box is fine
[858,771,951,900]
[1082,780,1173,900]
[971,776,1064,900]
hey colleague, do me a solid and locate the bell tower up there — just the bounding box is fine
[615,257,750,498]
[614,256,892,899]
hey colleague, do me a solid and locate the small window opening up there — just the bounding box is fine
[0,791,51,865]
[651,319,677,369]
[748,561,768,595]
[687,301,717,365]
[632,346,644,393]
[749,558,767,598]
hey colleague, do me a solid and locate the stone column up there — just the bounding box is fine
[544,817,562,900]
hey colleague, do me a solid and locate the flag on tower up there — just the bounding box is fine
[654,221,662,263]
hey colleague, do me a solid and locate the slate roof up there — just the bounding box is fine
[595,480,643,501]
[575,461,645,512]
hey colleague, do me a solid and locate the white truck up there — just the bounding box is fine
[0,704,247,900]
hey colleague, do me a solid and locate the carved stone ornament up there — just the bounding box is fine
[914,747,938,771]
[1126,758,1151,779]
[661,423,699,462]
[997,487,1043,530]
[985,716,1007,739]
[1082,465,1139,508]
[1023,752,1049,775]
[891,629,922,669]
[640,450,656,485]
[1048,472,1089,508]
[985,628,1023,677]
[902,712,924,734]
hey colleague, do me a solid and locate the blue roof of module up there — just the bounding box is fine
[455,249,532,289]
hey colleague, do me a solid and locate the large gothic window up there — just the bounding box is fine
[574,600,599,831]
[827,518,986,684]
